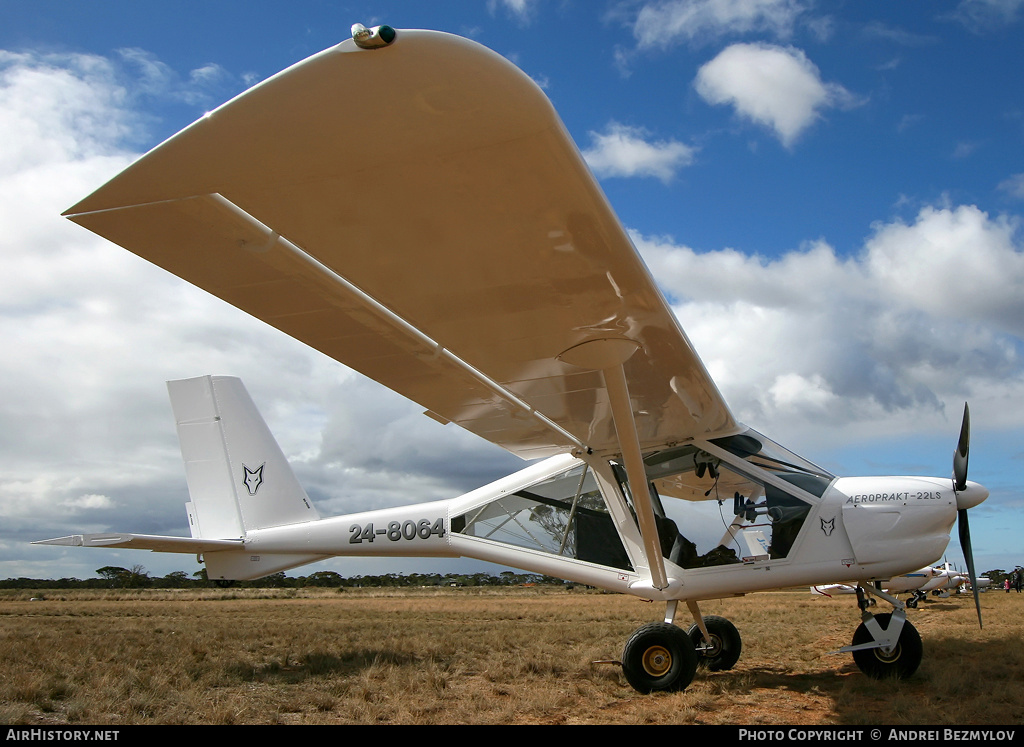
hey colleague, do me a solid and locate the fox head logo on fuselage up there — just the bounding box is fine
[820,517,835,536]
[243,463,265,495]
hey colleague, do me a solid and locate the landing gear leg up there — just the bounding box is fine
[855,585,873,610]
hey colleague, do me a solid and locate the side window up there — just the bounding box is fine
[634,441,816,568]
[451,462,633,571]
[730,477,812,560]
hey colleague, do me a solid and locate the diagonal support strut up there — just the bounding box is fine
[558,338,668,590]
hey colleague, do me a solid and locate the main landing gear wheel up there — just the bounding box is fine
[621,622,698,693]
[686,615,742,671]
[851,613,923,680]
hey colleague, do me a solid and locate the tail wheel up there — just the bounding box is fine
[621,622,698,693]
[686,615,742,671]
[851,613,923,679]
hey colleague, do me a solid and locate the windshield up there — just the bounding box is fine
[710,429,834,497]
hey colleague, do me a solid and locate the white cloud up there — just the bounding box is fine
[488,0,537,24]
[185,63,234,104]
[0,51,137,173]
[632,203,1024,443]
[998,173,1024,200]
[694,42,860,146]
[863,205,1024,332]
[950,0,1024,31]
[769,372,837,413]
[582,122,696,182]
[862,22,938,47]
[633,0,808,48]
[61,494,116,511]
[952,141,980,159]
[117,47,242,109]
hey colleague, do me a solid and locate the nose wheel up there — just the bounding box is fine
[850,612,922,679]
[837,587,923,679]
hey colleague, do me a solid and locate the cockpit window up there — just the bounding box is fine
[451,462,633,571]
[621,431,824,568]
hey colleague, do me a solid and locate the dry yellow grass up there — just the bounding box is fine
[1,586,1021,725]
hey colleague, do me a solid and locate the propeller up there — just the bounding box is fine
[952,403,982,628]
[953,403,970,492]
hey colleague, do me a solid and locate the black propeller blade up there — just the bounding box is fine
[958,508,982,628]
[952,403,982,628]
[953,403,970,492]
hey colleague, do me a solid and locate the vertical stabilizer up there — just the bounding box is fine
[167,376,320,539]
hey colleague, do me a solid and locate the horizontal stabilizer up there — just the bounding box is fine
[204,550,330,581]
[32,533,242,554]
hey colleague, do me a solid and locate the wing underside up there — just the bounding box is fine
[66,30,735,459]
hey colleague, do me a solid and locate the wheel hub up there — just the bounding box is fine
[641,645,672,676]
[873,644,902,663]
[698,633,723,657]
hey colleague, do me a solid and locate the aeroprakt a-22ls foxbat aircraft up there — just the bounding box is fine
[36,25,990,693]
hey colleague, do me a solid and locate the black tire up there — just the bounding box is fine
[621,622,698,693]
[686,615,742,671]
[851,613,922,680]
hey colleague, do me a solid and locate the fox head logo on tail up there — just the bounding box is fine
[243,463,265,495]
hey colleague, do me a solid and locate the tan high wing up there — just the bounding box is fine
[65,30,735,459]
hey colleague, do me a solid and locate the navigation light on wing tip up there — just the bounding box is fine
[351,23,397,49]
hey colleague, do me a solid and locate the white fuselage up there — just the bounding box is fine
[219,453,983,603]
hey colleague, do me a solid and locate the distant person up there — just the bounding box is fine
[1014,568,1023,593]
[1006,578,1011,593]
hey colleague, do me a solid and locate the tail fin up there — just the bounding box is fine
[168,375,320,540]
[35,376,324,581]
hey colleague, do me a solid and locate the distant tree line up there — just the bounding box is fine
[0,565,572,590]
[984,568,1023,587]
[6,565,1018,591]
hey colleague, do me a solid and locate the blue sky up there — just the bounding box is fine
[2,0,1022,582]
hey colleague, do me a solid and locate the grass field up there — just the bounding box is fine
[1,586,1021,725]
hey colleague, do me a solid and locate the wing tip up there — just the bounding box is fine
[32,535,86,547]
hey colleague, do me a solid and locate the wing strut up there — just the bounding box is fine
[559,339,669,590]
